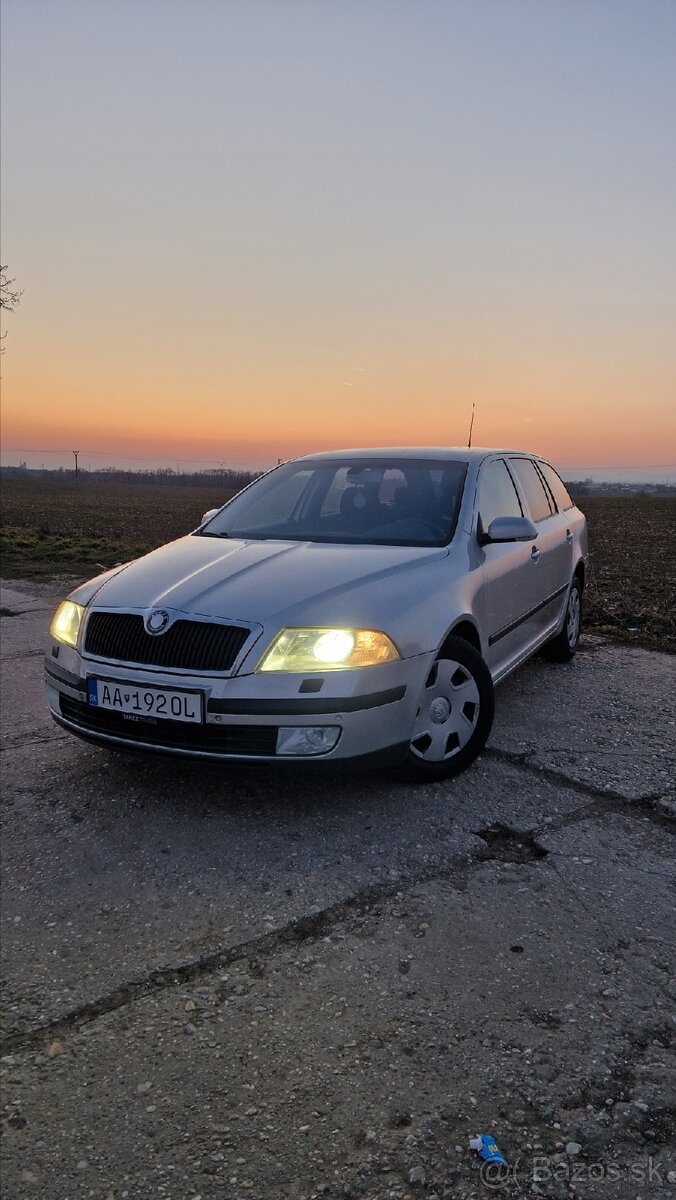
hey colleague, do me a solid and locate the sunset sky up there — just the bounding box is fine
[1,0,675,476]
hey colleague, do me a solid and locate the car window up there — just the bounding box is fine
[319,467,408,518]
[537,462,574,512]
[509,458,553,523]
[218,468,314,532]
[199,457,468,546]
[477,459,523,530]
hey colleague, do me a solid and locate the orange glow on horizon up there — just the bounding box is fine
[2,307,674,473]
[2,373,675,472]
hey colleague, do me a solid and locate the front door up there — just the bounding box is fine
[507,457,573,639]
[473,457,548,678]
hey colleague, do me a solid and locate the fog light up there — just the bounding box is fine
[276,726,341,756]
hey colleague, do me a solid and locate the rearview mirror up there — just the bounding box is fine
[201,508,219,525]
[480,516,538,545]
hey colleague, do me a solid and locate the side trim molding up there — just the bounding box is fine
[488,583,569,646]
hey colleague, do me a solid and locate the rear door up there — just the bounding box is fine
[507,457,572,638]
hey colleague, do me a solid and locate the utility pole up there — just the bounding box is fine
[73,449,79,484]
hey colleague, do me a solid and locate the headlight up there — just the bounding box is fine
[49,601,85,648]
[256,627,400,672]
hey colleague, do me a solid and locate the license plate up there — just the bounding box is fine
[87,679,203,724]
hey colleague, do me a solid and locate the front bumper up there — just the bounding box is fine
[45,646,436,766]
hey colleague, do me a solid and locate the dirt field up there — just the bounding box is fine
[0,478,233,580]
[1,477,674,652]
[581,495,675,652]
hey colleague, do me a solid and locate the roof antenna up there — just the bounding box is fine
[467,401,476,448]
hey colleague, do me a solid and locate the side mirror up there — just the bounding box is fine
[480,516,538,545]
[201,508,219,525]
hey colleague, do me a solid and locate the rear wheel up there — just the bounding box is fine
[405,636,494,779]
[542,576,582,662]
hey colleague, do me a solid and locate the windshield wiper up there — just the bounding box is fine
[195,530,230,538]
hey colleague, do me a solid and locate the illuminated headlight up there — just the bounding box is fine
[276,726,341,756]
[49,601,85,648]
[256,628,400,672]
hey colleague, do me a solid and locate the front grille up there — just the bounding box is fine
[84,612,250,672]
[59,697,278,757]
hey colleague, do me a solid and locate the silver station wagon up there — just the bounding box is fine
[46,448,587,778]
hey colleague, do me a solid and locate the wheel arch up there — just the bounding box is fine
[439,618,482,658]
[574,559,586,590]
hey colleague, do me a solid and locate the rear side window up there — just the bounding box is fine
[477,459,523,531]
[537,462,574,512]
[509,458,553,523]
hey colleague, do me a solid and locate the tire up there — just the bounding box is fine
[542,576,582,663]
[404,636,495,780]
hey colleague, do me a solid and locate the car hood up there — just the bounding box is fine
[87,534,449,626]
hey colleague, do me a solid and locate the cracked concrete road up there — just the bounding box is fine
[1,581,674,1200]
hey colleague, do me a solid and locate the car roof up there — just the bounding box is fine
[293,447,542,464]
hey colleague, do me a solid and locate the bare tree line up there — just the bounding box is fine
[1,464,262,490]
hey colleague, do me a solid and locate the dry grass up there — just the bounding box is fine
[1,477,674,652]
[0,478,233,579]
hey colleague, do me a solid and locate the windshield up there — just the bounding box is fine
[196,457,468,547]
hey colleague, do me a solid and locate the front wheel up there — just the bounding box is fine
[542,576,582,662]
[405,636,495,780]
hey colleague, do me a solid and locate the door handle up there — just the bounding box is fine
[566,528,573,544]
[531,545,541,562]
